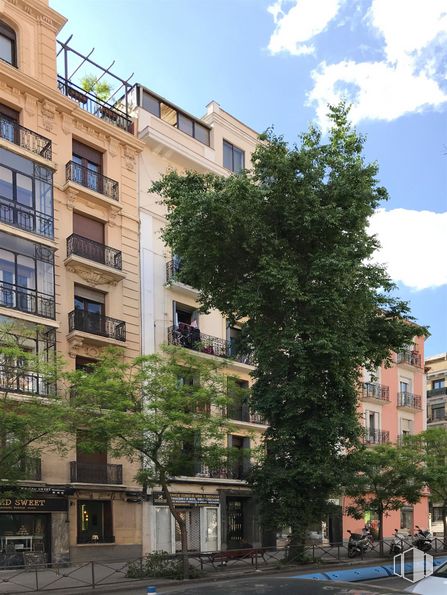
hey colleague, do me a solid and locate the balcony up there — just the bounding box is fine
[70,461,123,484]
[361,382,390,403]
[427,387,447,398]
[196,463,245,481]
[0,281,55,319]
[427,414,447,425]
[65,161,119,202]
[57,76,132,132]
[168,324,254,366]
[227,405,266,425]
[0,366,55,397]
[165,259,199,297]
[68,310,126,343]
[397,392,422,411]
[0,200,54,239]
[65,234,125,286]
[0,115,52,160]
[362,430,390,445]
[397,350,422,368]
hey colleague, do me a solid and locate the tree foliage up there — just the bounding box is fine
[150,104,426,543]
[345,443,426,545]
[68,345,236,576]
[0,321,67,491]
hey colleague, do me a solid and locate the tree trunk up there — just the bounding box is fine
[378,507,384,556]
[287,521,308,563]
[161,480,189,579]
[442,503,447,547]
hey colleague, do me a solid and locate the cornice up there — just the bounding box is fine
[4,0,67,33]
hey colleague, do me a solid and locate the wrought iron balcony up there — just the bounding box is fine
[166,259,181,283]
[196,463,245,480]
[427,414,447,424]
[168,324,254,366]
[0,365,55,397]
[69,310,126,342]
[362,430,390,445]
[227,405,266,424]
[397,392,422,410]
[0,115,52,160]
[397,350,421,367]
[57,76,132,132]
[70,461,123,484]
[0,280,55,319]
[427,387,447,398]
[361,382,390,402]
[67,234,122,270]
[66,161,119,201]
[0,200,54,238]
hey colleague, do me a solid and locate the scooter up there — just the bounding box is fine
[412,526,432,553]
[347,529,373,558]
[389,528,406,555]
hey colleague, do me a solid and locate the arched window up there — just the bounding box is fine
[0,21,16,67]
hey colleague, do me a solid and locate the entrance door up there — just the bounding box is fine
[201,507,219,551]
[227,498,244,549]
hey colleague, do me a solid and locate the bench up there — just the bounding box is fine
[204,548,266,567]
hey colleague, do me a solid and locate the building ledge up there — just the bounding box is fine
[0,307,59,327]
[0,137,57,171]
[67,329,126,358]
[62,180,122,218]
[64,254,126,286]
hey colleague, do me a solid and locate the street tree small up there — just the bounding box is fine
[344,443,426,552]
[408,428,447,539]
[68,345,237,577]
[0,321,67,490]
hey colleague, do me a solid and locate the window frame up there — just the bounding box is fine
[0,21,17,67]
[223,140,245,173]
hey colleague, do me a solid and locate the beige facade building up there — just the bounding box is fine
[133,85,268,553]
[0,0,143,565]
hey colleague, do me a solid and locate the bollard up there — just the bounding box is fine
[147,587,157,594]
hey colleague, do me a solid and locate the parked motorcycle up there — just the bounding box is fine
[389,528,406,555]
[347,529,373,558]
[412,526,432,553]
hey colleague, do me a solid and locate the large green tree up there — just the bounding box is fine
[0,321,67,490]
[150,104,426,548]
[345,443,426,552]
[68,346,236,577]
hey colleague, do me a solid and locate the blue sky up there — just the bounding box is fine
[50,0,447,356]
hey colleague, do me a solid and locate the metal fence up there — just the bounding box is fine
[0,539,446,593]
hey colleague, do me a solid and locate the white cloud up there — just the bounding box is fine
[369,208,447,290]
[267,0,342,56]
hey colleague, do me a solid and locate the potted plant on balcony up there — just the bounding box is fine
[80,75,118,121]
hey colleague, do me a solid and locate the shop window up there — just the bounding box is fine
[0,514,49,562]
[77,500,113,544]
[0,21,16,67]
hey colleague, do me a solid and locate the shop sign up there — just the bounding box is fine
[153,492,220,507]
[0,497,68,512]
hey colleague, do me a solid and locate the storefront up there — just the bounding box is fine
[0,491,68,567]
[152,492,220,553]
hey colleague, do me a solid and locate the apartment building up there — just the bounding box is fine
[341,335,428,540]
[0,0,143,565]
[132,85,268,554]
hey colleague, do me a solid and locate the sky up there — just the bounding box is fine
[50,0,447,356]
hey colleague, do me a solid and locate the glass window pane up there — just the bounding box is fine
[37,260,54,297]
[0,166,13,199]
[0,117,15,143]
[0,35,13,64]
[0,248,15,284]
[142,92,160,117]
[178,114,193,137]
[194,123,210,146]
[155,507,172,553]
[223,141,233,170]
[16,174,33,207]
[17,255,35,289]
[233,147,244,173]
[0,148,33,175]
[206,508,218,551]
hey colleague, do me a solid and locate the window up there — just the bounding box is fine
[400,418,413,436]
[72,140,103,193]
[73,212,105,244]
[0,148,54,237]
[431,404,445,420]
[228,435,250,479]
[77,500,113,544]
[400,507,413,531]
[223,140,245,173]
[431,507,445,523]
[433,379,445,390]
[0,231,55,318]
[399,380,410,393]
[0,103,19,145]
[74,285,106,335]
[227,378,249,422]
[0,21,16,67]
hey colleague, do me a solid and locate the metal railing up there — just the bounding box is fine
[361,382,390,402]
[166,258,181,283]
[0,199,54,238]
[0,115,52,160]
[196,463,246,480]
[57,76,132,132]
[428,414,447,424]
[67,234,122,270]
[0,280,55,319]
[227,406,266,425]
[397,392,422,410]
[69,310,126,342]
[397,350,422,367]
[70,461,123,484]
[65,161,119,201]
[0,365,55,397]
[362,429,390,444]
[428,387,447,397]
[168,324,254,366]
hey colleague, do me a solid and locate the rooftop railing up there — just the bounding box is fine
[67,234,122,270]
[66,161,119,201]
[0,115,52,160]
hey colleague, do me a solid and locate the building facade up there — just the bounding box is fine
[0,0,143,565]
[133,85,268,554]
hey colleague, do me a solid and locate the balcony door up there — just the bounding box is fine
[72,140,103,193]
[76,430,107,483]
[73,212,104,244]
